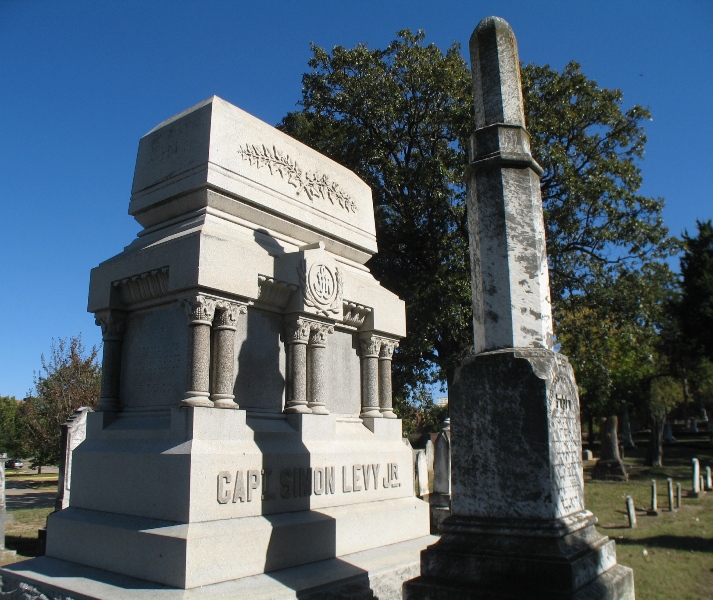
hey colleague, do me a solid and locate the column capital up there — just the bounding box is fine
[284,316,312,345]
[181,294,217,325]
[308,322,334,347]
[214,300,248,330]
[95,310,127,341]
[359,333,384,358]
[379,339,399,359]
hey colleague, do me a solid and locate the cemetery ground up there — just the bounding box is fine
[584,433,713,600]
[2,439,712,598]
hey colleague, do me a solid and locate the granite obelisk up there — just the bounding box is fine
[404,16,634,599]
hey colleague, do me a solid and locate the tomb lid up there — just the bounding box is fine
[130,96,377,257]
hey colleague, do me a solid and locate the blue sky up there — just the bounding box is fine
[1,0,711,400]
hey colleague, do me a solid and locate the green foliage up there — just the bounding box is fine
[0,395,25,457]
[393,387,448,436]
[678,220,713,360]
[649,376,683,418]
[281,31,676,419]
[20,336,101,468]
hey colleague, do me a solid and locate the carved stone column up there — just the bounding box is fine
[181,295,216,407]
[379,339,399,419]
[307,322,334,415]
[94,310,127,412]
[211,301,247,409]
[360,334,382,418]
[284,317,311,414]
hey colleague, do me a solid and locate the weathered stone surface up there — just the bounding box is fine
[466,16,553,355]
[403,15,633,600]
[56,407,92,511]
[450,349,584,520]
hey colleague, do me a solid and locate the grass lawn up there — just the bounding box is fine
[2,507,53,563]
[584,433,713,600]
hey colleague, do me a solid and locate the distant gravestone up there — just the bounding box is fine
[625,496,636,528]
[692,458,701,496]
[667,478,674,512]
[706,466,712,491]
[582,449,593,461]
[647,480,659,516]
[663,423,677,443]
[424,439,435,486]
[404,16,634,600]
[676,482,682,508]
[416,451,429,497]
[55,407,92,511]
[0,454,17,563]
[433,421,451,495]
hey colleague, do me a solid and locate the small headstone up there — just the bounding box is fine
[663,423,677,443]
[700,475,705,494]
[582,449,593,461]
[647,480,659,516]
[676,482,682,508]
[55,407,92,511]
[706,466,712,491]
[0,453,17,563]
[667,478,674,512]
[432,421,451,495]
[688,417,698,433]
[692,458,701,496]
[425,439,435,486]
[701,408,708,422]
[416,451,429,497]
[625,495,636,528]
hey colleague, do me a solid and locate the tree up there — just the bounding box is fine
[20,336,101,470]
[280,31,676,412]
[0,395,25,457]
[678,220,713,360]
[279,30,473,401]
[646,376,683,466]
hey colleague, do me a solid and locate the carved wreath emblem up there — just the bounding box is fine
[237,144,358,214]
[299,262,343,316]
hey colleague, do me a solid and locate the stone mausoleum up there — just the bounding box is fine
[1,97,430,596]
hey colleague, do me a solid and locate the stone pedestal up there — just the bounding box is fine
[404,350,634,599]
[1,95,427,595]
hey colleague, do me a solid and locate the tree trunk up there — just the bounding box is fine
[620,405,636,449]
[591,415,628,481]
[645,415,664,466]
[587,413,595,449]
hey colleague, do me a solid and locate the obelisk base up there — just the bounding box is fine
[404,513,634,599]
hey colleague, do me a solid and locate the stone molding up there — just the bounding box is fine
[257,275,297,308]
[237,144,358,214]
[379,339,399,359]
[343,300,372,328]
[113,267,169,305]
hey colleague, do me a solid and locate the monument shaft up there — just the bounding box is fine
[404,16,634,600]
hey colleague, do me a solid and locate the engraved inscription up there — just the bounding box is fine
[549,373,584,516]
[218,462,401,505]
